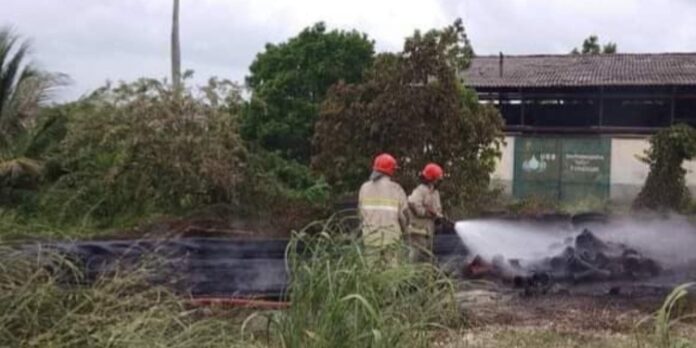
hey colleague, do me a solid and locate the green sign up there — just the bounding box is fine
[513,137,611,202]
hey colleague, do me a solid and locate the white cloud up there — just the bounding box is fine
[455,0,696,55]
[1,0,695,101]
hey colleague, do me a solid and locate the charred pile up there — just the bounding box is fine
[463,228,663,292]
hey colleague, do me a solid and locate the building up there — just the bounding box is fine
[463,53,696,204]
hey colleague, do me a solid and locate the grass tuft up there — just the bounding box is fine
[265,216,462,348]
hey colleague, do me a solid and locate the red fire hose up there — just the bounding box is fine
[187,297,290,310]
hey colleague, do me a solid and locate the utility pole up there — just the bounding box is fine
[171,0,181,92]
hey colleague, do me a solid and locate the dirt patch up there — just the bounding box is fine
[452,281,696,347]
[465,293,659,332]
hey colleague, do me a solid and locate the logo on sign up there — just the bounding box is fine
[522,153,556,173]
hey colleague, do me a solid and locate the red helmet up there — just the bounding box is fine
[421,163,444,182]
[373,153,397,176]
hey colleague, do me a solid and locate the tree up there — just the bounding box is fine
[633,125,696,212]
[171,0,182,91]
[0,27,65,199]
[242,23,374,164]
[0,111,66,205]
[1,27,65,142]
[571,35,617,55]
[312,19,504,213]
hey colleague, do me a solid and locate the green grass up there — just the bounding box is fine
[637,283,696,348]
[0,245,260,348]
[266,217,461,348]
[0,215,463,347]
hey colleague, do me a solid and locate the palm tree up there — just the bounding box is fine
[0,27,64,186]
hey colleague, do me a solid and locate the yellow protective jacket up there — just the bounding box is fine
[358,175,409,247]
[407,183,442,236]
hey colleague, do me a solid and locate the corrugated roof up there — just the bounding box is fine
[463,53,696,88]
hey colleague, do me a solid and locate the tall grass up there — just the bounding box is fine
[0,246,257,348]
[637,282,696,348]
[266,217,461,348]
[0,216,463,347]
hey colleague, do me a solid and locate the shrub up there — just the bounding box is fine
[634,125,696,213]
[40,78,248,226]
[242,150,331,229]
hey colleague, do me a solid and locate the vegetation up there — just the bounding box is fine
[243,22,374,164]
[1,27,49,145]
[312,19,504,213]
[0,27,66,206]
[0,19,505,234]
[0,217,461,347]
[638,282,696,348]
[0,246,257,348]
[633,125,696,213]
[571,34,617,55]
[1,233,694,348]
[34,78,248,226]
[272,221,459,348]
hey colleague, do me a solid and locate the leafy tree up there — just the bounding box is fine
[312,19,504,213]
[633,124,696,212]
[243,23,374,164]
[571,35,617,55]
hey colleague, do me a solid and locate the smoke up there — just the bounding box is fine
[586,215,696,267]
[455,219,575,267]
[455,215,696,269]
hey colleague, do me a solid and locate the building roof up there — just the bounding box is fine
[464,53,696,88]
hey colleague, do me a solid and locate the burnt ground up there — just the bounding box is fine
[444,280,696,348]
[90,216,291,241]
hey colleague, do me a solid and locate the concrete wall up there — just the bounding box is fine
[493,135,696,203]
[610,136,696,203]
[491,136,515,195]
[609,137,650,203]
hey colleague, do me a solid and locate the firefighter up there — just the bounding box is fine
[358,153,409,265]
[407,163,444,263]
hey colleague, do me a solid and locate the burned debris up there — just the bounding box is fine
[462,228,662,292]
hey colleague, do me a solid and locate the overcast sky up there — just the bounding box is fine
[3,0,696,101]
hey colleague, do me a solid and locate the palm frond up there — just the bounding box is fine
[0,27,33,119]
[0,157,42,179]
[24,112,67,158]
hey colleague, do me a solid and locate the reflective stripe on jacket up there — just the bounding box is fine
[358,176,409,247]
[407,183,442,236]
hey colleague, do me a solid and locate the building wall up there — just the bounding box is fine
[494,135,696,204]
[610,136,696,203]
[609,137,649,203]
[491,136,515,195]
